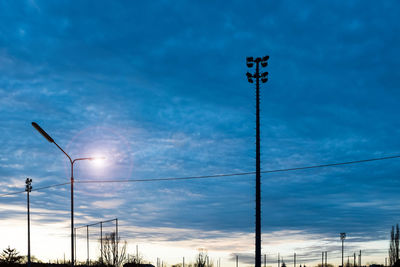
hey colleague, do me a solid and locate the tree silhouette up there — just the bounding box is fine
[390,224,400,266]
[127,253,144,267]
[101,232,127,267]
[0,246,23,264]
[194,250,212,267]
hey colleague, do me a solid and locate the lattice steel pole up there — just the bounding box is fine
[246,55,269,267]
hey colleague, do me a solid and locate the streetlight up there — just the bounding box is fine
[32,122,105,267]
[340,233,346,267]
[25,178,32,267]
[246,55,269,267]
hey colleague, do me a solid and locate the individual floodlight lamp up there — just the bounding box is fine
[246,72,254,83]
[261,56,269,67]
[261,71,268,83]
[247,57,254,67]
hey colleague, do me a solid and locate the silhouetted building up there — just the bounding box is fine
[124,263,155,267]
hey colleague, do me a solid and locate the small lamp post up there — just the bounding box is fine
[32,122,105,267]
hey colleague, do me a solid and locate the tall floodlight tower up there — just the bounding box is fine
[340,233,346,267]
[246,55,269,267]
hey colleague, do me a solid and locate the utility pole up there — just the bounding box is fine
[294,253,296,267]
[246,55,269,267]
[340,233,346,267]
[322,252,324,267]
[359,251,361,267]
[183,257,185,267]
[278,253,280,267]
[354,253,356,267]
[236,255,239,267]
[25,178,32,267]
[325,252,327,267]
[265,254,267,267]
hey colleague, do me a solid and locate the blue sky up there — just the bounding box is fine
[1,0,400,266]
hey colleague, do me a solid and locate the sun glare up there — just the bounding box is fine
[91,156,106,168]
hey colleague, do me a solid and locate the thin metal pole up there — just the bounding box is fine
[236,255,238,267]
[183,257,185,267]
[116,218,119,264]
[100,222,103,264]
[278,253,280,267]
[74,228,76,263]
[322,252,324,267]
[342,239,344,267]
[294,253,296,267]
[87,225,89,265]
[265,254,267,267]
[71,161,74,267]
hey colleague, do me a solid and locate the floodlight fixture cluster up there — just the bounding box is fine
[246,56,269,84]
[25,178,32,192]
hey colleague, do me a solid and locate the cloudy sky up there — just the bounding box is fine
[1,1,400,266]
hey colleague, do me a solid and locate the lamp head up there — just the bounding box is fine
[32,122,54,143]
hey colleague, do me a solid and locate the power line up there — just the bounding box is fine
[76,154,400,184]
[0,182,70,197]
[1,154,400,197]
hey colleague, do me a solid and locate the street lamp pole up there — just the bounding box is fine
[340,233,346,267]
[32,122,104,267]
[25,178,32,267]
[246,56,269,267]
